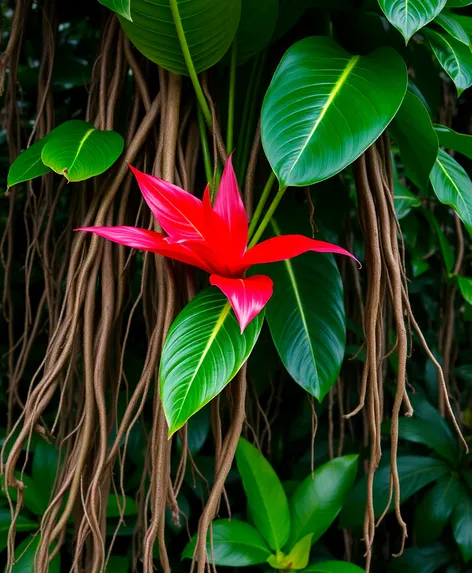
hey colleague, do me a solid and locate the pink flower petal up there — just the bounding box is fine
[210,274,273,333]
[76,226,213,273]
[129,165,207,242]
[243,235,359,267]
[213,155,248,256]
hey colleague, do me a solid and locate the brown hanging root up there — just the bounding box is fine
[349,134,467,570]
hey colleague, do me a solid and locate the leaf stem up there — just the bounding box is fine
[197,106,213,190]
[227,43,237,153]
[169,0,212,127]
[248,172,276,239]
[249,183,287,248]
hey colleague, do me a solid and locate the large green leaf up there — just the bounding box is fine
[119,0,241,75]
[261,36,407,188]
[98,0,132,20]
[390,91,438,189]
[434,124,472,159]
[41,120,124,182]
[288,455,358,548]
[378,0,446,42]
[7,138,51,189]
[452,489,472,562]
[340,456,450,528]
[234,0,278,64]
[434,12,471,45]
[387,543,453,573]
[235,437,290,551]
[303,562,365,573]
[160,287,264,435]
[257,208,346,401]
[424,28,472,95]
[182,519,271,566]
[430,148,472,237]
[414,475,461,544]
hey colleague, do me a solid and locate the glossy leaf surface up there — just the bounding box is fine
[98,0,132,20]
[7,138,51,188]
[378,0,446,42]
[434,12,471,45]
[435,124,472,159]
[261,36,407,187]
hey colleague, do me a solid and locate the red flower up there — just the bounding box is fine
[77,157,356,332]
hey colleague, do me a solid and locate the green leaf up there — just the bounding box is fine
[288,455,358,548]
[303,562,366,573]
[378,0,446,42]
[458,276,472,304]
[394,183,421,219]
[160,287,264,435]
[105,557,130,571]
[282,534,313,570]
[414,475,461,544]
[1,473,47,516]
[447,14,472,39]
[434,124,472,159]
[106,494,138,517]
[7,138,51,189]
[181,519,272,566]
[41,120,123,182]
[32,439,59,502]
[261,36,407,187]
[0,509,37,534]
[452,489,472,562]
[98,0,132,21]
[235,437,290,551]
[176,406,210,456]
[424,28,472,95]
[393,418,459,463]
[340,456,450,528]
[235,0,278,64]
[446,0,472,7]
[119,0,241,75]
[7,536,60,573]
[430,148,472,237]
[423,209,455,273]
[387,543,453,573]
[434,12,471,45]
[390,91,438,189]
[258,210,345,401]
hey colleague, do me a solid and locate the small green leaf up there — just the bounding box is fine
[378,0,446,42]
[434,12,471,45]
[452,489,472,562]
[235,437,290,551]
[160,288,264,435]
[181,519,272,566]
[106,494,138,517]
[414,475,461,544]
[434,124,472,159]
[98,0,132,20]
[282,534,313,570]
[261,36,407,187]
[390,91,438,189]
[288,455,358,548]
[394,183,421,220]
[430,149,472,237]
[303,561,366,573]
[458,277,472,304]
[7,138,52,189]
[41,120,124,182]
[424,28,472,95]
[340,456,450,528]
[387,543,453,573]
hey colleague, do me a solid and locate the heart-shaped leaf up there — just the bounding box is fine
[160,287,264,435]
[424,28,472,95]
[119,0,241,75]
[261,37,407,187]
[288,455,358,548]
[434,12,471,45]
[98,0,132,21]
[435,124,472,159]
[235,437,290,551]
[257,205,346,401]
[41,120,124,182]
[390,91,438,189]
[7,138,52,189]
[340,456,450,528]
[378,0,446,42]
[430,148,472,237]
[234,0,278,64]
[182,519,272,566]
